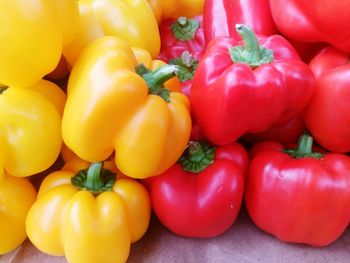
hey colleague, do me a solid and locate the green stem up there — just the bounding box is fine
[284,134,324,159]
[71,162,116,194]
[296,135,313,155]
[179,141,216,173]
[229,24,274,67]
[169,51,198,82]
[149,65,178,86]
[136,64,178,103]
[171,17,200,41]
[236,24,261,61]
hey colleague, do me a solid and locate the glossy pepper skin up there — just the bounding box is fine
[191,24,315,145]
[158,16,205,97]
[304,47,350,153]
[0,0,78,87]
[63,0,160,66]
[270,0,350,52]
[203,0,277,44]
[26,162,151,263]
[62,36,191,179]
[245,135,350,246]
[0,154,37,254]
[148,0,204,24]
[147,141,248,238]
[0,86,62,177]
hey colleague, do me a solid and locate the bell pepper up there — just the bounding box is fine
[148,0,204,24]
[146,141,248,238]
[270,0,350,52]
[244,115,305,145]
[158,16,205,97]
[26,162,151,263]
[0,149,37,254]
[245,134,350,246]
[191,24,315,145]
[0,0,78,87]
[304,47,350,153]
[62,36,191,179]
[0,85,62,177]
[158,15,205,63]
[63,0,160,66]
[203,0,277,44]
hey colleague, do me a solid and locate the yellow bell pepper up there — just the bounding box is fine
[148,0,205,23]
[0,0,78,87]
[0,144,37,255]
[62,36,191,179]
[63,0,160,66]
[26,162,151,263]
[0,85,62,177]
[29,79,67,116]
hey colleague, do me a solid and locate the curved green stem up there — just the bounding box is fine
[150,65,179,86]
[229,24,274,67]
[236,24,261,61]
[71,162,116,194]
[135,64,178,102]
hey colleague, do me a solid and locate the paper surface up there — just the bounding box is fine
[1,208,350,263]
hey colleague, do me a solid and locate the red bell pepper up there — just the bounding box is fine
[158,15,205,63]
[158,15,205,97]
[304,47,350,153]
[203,0,277,44]
[147,141,248,238]
[269,0,350,52]
[244,115,305,145]
[246,134,350,246]
[191,24,315,145]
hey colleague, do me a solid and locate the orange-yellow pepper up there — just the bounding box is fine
[148,0,205,23]
[62,36,191,179]
[26,162,151,263]
[63,0,160,66]
[0,143,37,254]
[0,0,78,87]
[0,83,62,177]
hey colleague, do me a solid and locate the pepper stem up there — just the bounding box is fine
[236,24,261,61]
[296,135,313,155]
[171,17,200,41]
[229,24,274,67]
[284,134,324,159]
[136,64,178,103]
[169,51,198,82]
[149,65,178,86]
[71,162,116,194]
[179,141,215,173]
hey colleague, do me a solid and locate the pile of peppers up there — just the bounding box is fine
[2,0,350,262]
